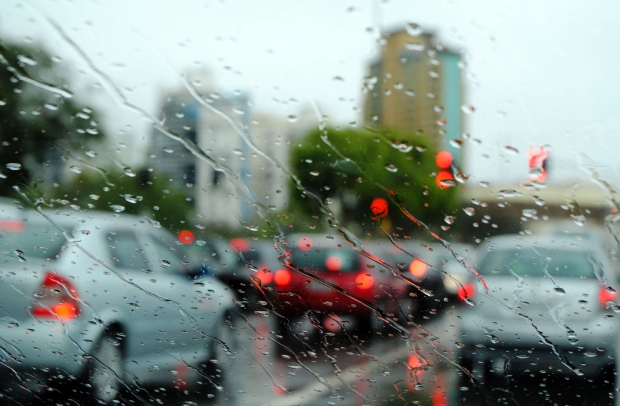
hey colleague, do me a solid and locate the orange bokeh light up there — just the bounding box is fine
[435,151,453,169]
[274,269,291,286]
[409,259,427,277]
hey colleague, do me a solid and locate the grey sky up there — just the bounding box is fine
[1,0,619,185]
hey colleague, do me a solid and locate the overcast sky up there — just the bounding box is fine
[1,0,620,185]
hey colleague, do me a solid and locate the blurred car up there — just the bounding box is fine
[184,235,266,307]
[268,233,397,341]
[0,209,236,404]
[455,234,619,405]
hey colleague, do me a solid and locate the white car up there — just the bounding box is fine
[0,209,236,404]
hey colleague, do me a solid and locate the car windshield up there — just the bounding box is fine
[1,2,619,405]
[0,221,66,260]
[478,248,596,278]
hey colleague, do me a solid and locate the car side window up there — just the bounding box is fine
[149,234,192,275]
[107,231,149,271]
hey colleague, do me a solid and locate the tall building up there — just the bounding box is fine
[148,75,292,229]
[363,30,463,166]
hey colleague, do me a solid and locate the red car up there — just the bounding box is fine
[265,233,408,342]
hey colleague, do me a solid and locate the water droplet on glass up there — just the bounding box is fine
[415,145,427,152]
[393,142,413,152]
[110,205,125,213]
[196,239,206,247]
[309,171,319,177]
[124,194,138,204]
[160,259,171,268]
[405,22,422,36]
[461,105,475,114]
[17,54,37,66]
[498,190,522,198]
[463,207,475,216]
[503,145,519,155]
[69,165,82,174]
[163,147,174,154]
[287,115,298,122]
[89,194,100,200]
[44,103,59,111]
[554,287,566,295]
[444,216,455,225]
[242,223,260,232]
[455,341,465,349]
[232,148,243,155]
[6,163,21,171]
[534,197,545,206]
[385,164,398,173]
[490,335,499,344]
[85,150,97,157]
[449,139,463,149]
[570,214,586,227]
[123,168,136,177]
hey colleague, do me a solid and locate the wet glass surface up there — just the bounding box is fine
[0,1,619,405]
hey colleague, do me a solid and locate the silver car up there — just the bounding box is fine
[0,209,236,404]
[456,234,619,405]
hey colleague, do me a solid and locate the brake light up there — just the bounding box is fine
[256,267,273,285]
[32,272,80,321]
[355,273,374,290]
[457,282,475,302]
[325,256,343,271]
[274,269,291,286]
[599,286,618,308]
[409,259,427,277]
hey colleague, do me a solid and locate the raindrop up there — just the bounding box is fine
[124,194,138,204]
[393,142,413,152]
[287,114,298,122]
[404,42,425,51]
[534,197,545,206]
[0,100,5,106]
[254,310,270,317]
[232,148,243,155]
[110,205,125,213]
[498,190,522,198]
[128,302,139,309]
[193,281,205,287]
[479,181,489,187]
[17,54,37,66]
[455,341,465,349]
[124,168,136,177]
[6,163,21,171]
[44,103,59,111]
[415,145,427,152]
[69,165,82,174]
[444,216,455,225]
[196,239,206,246]
[85,150,97,157]
[89,194,100,200]
[490,335,499,344]
[553,287,566,295]
[385,164,398,173]
[464,297,475,306]
[160,259,171,268]
[570,214,586,227]
[449,139,463,149]
[503,145,519,155]
[242,223,260,232]
[461,105,475,114]
[309,171,319,177]
[463,207,475,216]
[163,147,174,153]
[405,22,422,36]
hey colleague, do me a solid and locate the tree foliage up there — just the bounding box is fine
[289,127,460,235]
[0,39,104,196]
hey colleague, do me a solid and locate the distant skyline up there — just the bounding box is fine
[1,0,619,186]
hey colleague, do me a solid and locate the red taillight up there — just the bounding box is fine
[355,273,374,290]
[457,282,475,302]
[409,259,427,278]
[32,272,80,321]
[325,256,343,271]
[256,268,273,285]
[274,269,291,286]
[599,286,618,308]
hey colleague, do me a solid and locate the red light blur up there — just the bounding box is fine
[599,286,617,308]
[409,259,427,277]
[256,268,273,285]
[435,170,455,189]
[33,272,80,320]
[274,269,291,286]
[229,237,251,252]
[370,197,389,218]
[298,236,313,251]
[355,273,374,289]
[435,151,453,169]
[0,220,25,232]
[325,256,343,271]
[177,229,195,245]
[457,282,476,302]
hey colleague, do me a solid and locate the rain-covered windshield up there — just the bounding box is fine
[0,2,619,406]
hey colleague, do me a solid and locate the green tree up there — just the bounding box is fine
[47,169,194,233]
[0,40,104,196]
[289,127,460,235]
